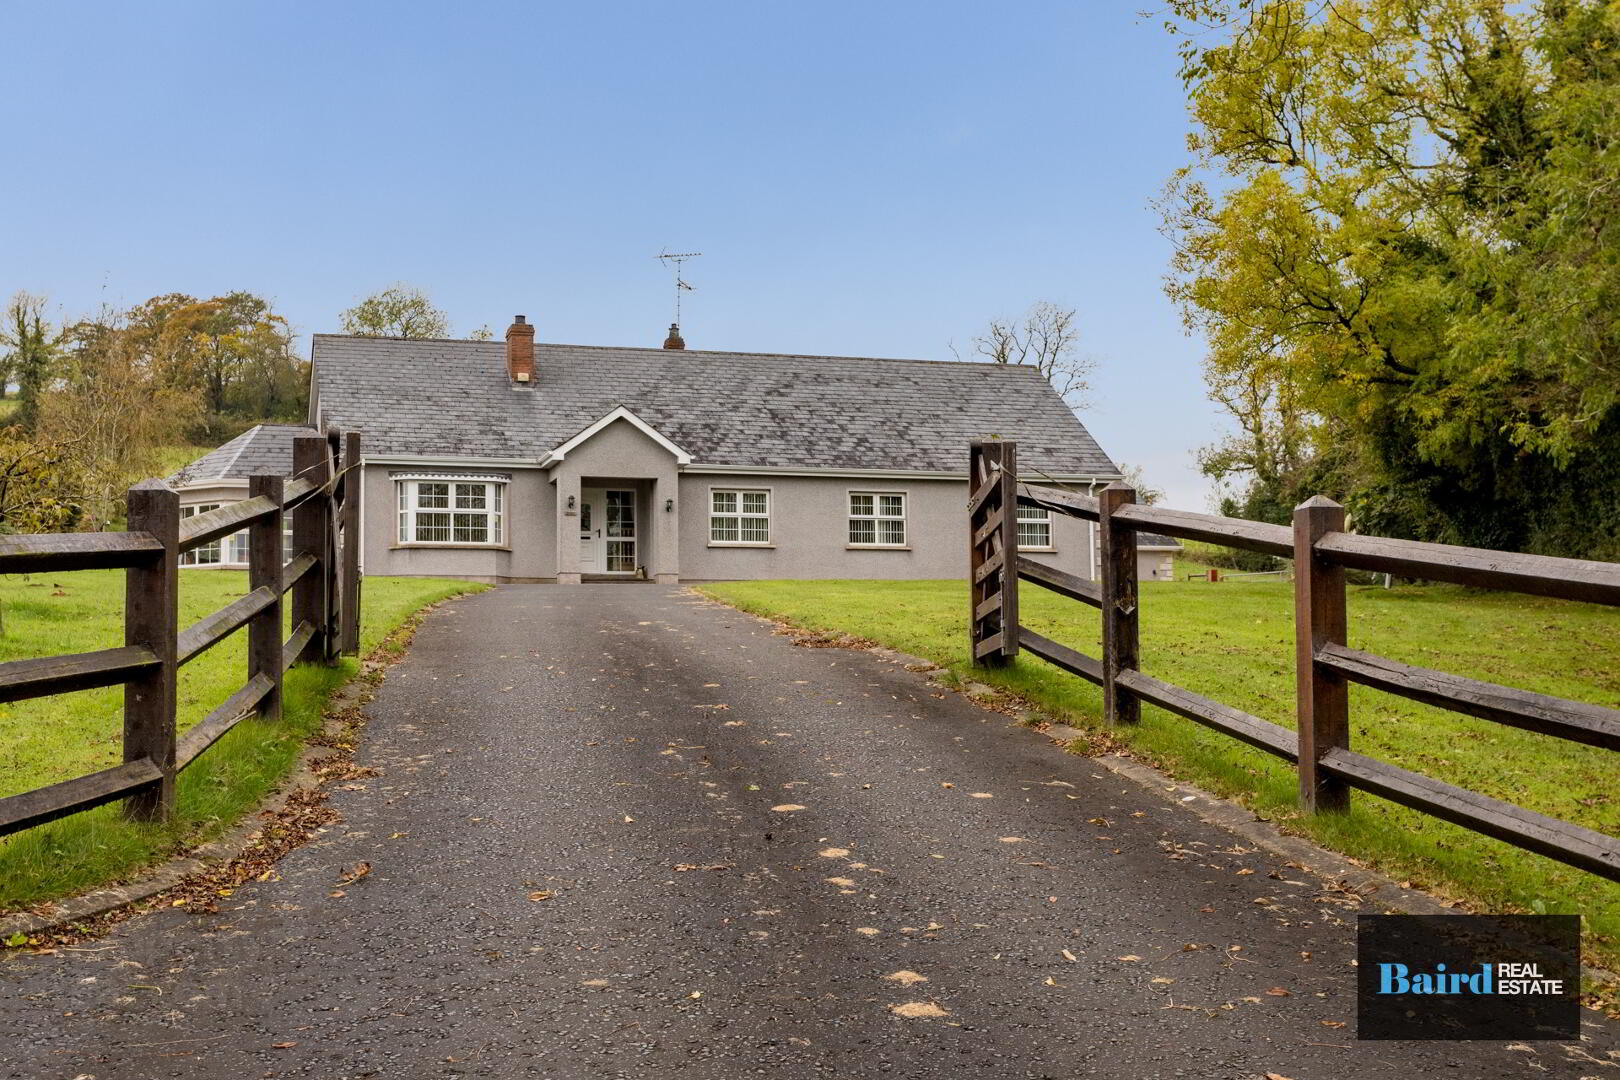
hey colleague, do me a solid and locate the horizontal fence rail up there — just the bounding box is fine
[971,441,1620,882]
[0,430,363,839]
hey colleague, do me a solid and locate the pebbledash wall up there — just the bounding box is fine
[360,467,1094,583]
[357,420,1097,584]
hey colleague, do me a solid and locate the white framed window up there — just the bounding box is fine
[180,503,250,567]
[848,491,906,547]
[396,478,505,546]
[709,489,770,545]
[1017,505,1053,550]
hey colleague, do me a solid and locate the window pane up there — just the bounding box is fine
[452,513,488,543]
[415,512,451,542]
[606,491,634,537]
[711,517,739,542]
[878,494,904,517]
[606,541,635,572]
[878,519,906,545]
[740,516,769,543]
[1017,505,1050,522]
[849,519,876,545]
[712,491,737,513]
[741,491,767,514]
[418,483,449,508]
[1017,521,1050,548]
[455,484,486,509]
[849,493,873,516]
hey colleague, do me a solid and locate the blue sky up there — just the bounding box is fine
[4,1,1225,508]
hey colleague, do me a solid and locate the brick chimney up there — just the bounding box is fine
[663,323,686,350]
[505,315,535,382]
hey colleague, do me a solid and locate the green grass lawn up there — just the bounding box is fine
[701,577,1620,968]
[0,569,484,909]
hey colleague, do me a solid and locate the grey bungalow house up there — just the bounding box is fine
[176,318,1130,584]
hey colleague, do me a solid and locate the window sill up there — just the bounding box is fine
[708,542,776,549]
[391,543,512,552]
[1017,547,1057,554]
[846,544,911,551]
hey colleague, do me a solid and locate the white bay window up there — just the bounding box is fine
[396,476,506,546]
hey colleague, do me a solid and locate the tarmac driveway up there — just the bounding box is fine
[0,584,1612,1078]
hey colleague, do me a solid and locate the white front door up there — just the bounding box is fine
[578,491,603,573]
[579,488,637,575]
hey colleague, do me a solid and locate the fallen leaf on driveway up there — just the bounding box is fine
[771,804,807,812]
[855,927,880,936]
[825,877,857,887]
[1264,986,1291,996]
[272,1041,298,1049]
[528,891,555,901]
[969,792,993,799]
[1117,955,1142,962]
[883,970,928,985]
[890,1001,949,1018]
[999,837,1028,844]
[819,847,850,857]
[337,861,372,884]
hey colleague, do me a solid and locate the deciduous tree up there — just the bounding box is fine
[340,285,450,339]
[969,301,1094,409]
[1161,0,1620,556]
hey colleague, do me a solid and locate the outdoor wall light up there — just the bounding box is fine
[567,494,576,509]
[664,498,675,512]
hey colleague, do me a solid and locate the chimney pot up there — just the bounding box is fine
[506,316,536,383]
[663,323,686,350]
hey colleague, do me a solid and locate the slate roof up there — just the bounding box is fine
[1136,532,1183,549]
[168,423,319,487]
[310,335,1119,477]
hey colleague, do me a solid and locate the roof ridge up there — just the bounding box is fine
[215,425,260,479]
[312,333,501,345]
[313,333,1047,372]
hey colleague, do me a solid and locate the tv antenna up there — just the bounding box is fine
[658,250,701,325]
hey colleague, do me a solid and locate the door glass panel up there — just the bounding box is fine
[605,491,635,538]
[606,541,636,572]
[579,502,592,533]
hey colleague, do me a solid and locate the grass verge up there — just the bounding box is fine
[0,569,485,910]
[698,578,1620,971]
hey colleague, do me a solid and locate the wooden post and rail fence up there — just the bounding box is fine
[0,430,363,837]
[968,439,1620,881]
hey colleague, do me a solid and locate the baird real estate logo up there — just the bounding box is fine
[1357,915,1579,1041]
[1378,960,1565,997]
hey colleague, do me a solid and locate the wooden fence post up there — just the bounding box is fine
[323,429,343,662]
[291,434,330,666]
[1098,482,1140,725]
[340,431,362,656]
[123,480,178,821]
[968,440,1019,666]
[1294,495,1350,812]
[248,472,285,722]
